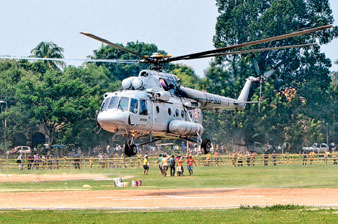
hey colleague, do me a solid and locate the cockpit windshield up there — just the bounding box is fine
[108,96,119,110]
[101,96,144,114]
[118,97,129,111]
[101,97,111,111]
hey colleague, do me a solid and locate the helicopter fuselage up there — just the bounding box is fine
[97,70,258,142]
[98,89,203,139]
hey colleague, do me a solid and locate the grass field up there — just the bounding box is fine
[1,164,337,192]
[1,164,337,223]
[0,206,338,224]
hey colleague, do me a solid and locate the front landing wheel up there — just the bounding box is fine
[124,142,137,157]
[201,139,211,154]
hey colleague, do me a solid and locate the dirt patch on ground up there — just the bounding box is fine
[0,188,337,210]
[0,174,111,182]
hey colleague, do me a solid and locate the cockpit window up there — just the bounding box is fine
[108,96,119,110]
[139,100,148,115]
[159,78,169,91]
[101,97,111,111]
[118,97,129,111]
[130,98,138,114]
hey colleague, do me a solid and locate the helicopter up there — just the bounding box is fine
[79,25,332,157]
[1,25,332,157]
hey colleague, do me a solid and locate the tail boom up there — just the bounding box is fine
[180,76,259,111]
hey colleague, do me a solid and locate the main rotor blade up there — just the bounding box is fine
[168,25,332,62]
[184,43,316,59]
[0,56,139,64]
[253,58,260,76]
[81,32,151,62]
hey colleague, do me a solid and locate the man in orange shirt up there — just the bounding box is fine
[232,151,237,167]
[309,151,315,165]
[187,155,197,176]
[214,150,219,166]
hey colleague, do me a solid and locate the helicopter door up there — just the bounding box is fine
[129,99,151,127]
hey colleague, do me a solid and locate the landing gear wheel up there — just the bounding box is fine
[124,141,137,157]
[129,144,137,156]
[124,143,131,157]
[201,138,211,154]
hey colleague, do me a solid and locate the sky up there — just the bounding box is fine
[0,0,337,77]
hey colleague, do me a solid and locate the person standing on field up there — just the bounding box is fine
[169,154,176,176]
[214,150,219,166]
[89,155,94,168]
[232,151,237,167]
[332,150,337,165]
[302,151,307,165]
[205,153,211,166]
[309,151,315,165]
[272,151,277,166]
[324,150,330,165]
[187,155,197,176]
[16,154,23,170]
[263,150,269,166]
[143,155,149,175]
[177,156,184,176]
[34,153,40,170]
[161,154,169,176]
[246,151,251,166]
[251,151,257,166]
[237,151,243,167]
[27,154,33,170]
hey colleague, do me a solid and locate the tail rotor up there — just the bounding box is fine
[252,58,275,112]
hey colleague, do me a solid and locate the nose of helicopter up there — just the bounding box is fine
[97,111,130,130]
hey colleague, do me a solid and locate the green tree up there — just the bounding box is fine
[31,42,65,70]
[209,0,338,150]
[10,63,116,147]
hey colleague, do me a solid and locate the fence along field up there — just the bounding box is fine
[0,153,337,170]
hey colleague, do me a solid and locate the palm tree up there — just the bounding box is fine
[31,42,65,69]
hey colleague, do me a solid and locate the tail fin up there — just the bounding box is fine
[237,76,259,108]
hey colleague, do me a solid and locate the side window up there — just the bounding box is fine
[156,106,160,113]
[139,100,148,115]
[118,97,129,111]
[175,109,179,117]
[168,108,172,116]
[101,97,111,111]
[181,110,185,118]
[108,96,119,110]
[129,98,138,114]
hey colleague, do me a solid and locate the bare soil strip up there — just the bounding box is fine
[1,188,337,210]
